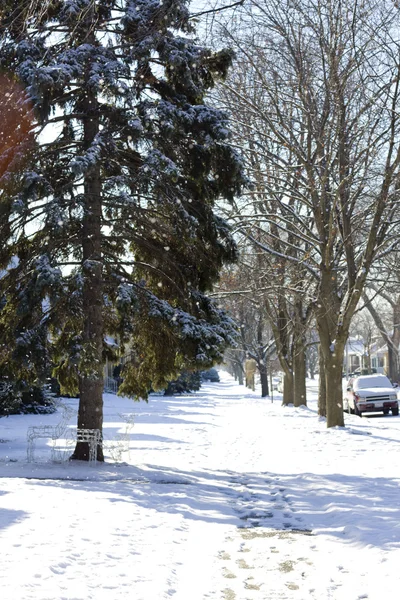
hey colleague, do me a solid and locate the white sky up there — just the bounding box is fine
[1,372,400,599]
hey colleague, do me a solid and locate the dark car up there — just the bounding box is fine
[201,368,220,383]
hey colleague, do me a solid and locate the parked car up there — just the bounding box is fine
[200,368,220,383]
[344,374,399,417]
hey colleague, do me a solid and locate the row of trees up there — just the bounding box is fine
[209,0,400,426]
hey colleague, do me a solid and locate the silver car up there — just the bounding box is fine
[344,374,399,417]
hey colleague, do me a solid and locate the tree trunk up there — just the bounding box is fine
[282,370,294,405]
[389,300,400,381]
[316,270,346,427]
[323,347,345,428]
[70,81,104,461]
[267,297,294,405]
[259,361,269,397]
[388,344,399,382]
[235,362,244,385]
[293,343,307,406]
[318,345,326,417]
[257,319,268,397]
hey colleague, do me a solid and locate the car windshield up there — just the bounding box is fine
[354,376,392,389]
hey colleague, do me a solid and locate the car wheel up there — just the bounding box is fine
[383,409,389,415]
[354,404,362,417]
[392,406,399,416]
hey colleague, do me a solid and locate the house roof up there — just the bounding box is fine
[345,338,366,356]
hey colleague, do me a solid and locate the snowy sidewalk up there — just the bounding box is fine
[1,372,400,599]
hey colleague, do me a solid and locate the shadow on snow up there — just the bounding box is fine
[27,464,400,550]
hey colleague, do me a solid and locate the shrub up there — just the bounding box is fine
[0,379,56,417]
[164,371,202,395]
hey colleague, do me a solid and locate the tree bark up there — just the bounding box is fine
[388,344,399,382]
[391,300,400,381]
[259,361,269,397]
[315,269,346,427]
[70,75,104,461]
[318,345,326,417]
[293,341,307,407]
[234,361,244,385]
[282,370,294,406]
[319,337,345,427]
[266,299,294,405]
[324,355,345,427]
[257,318,269,397]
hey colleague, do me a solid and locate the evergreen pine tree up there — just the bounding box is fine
[0,1,244,460]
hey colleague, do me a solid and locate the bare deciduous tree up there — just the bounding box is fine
[213,0,400,426]
[216,255,276,397]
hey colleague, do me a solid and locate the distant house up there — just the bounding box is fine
[343,336,388,376]
[370,339,389,375]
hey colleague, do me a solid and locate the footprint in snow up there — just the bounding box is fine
[49,562,70,574]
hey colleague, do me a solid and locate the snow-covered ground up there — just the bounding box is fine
[1,371,400,600]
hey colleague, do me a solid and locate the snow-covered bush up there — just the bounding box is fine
[163,370,201,396]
